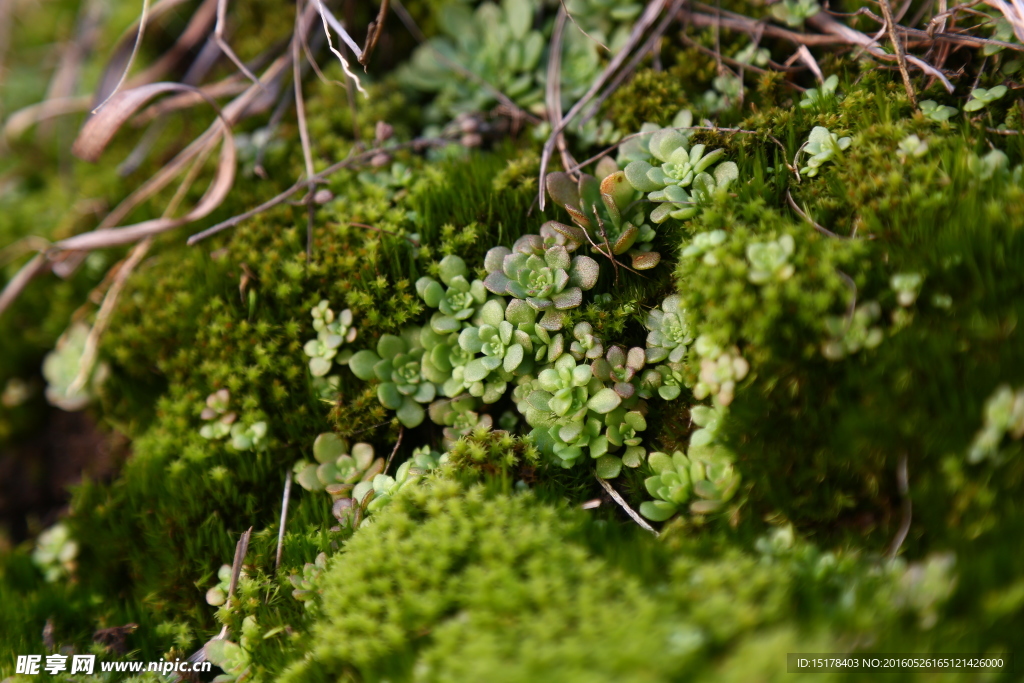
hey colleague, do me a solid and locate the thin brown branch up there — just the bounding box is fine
[383,427,404,475]
[786,189,846,239]
[360,0,390,68]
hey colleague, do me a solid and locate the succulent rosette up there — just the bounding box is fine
[483,237,599,331]
[350,331,436,427]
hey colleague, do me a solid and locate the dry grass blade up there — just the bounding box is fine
[91,0,154,113]
[67,237,153,396]
[3,96,93,140]
[560,0,611,52]
[275,469,293,571]
[214,0,264,88]
[0,255,50,318]
[595,475,659,536]
[983,0,1024,43]
[796,44,824,83]
[315,0,368,95]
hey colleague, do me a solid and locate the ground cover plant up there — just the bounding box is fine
[1,0,1023,679]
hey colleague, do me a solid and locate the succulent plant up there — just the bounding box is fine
[293,434,383,498]
[692,336,749,407]
[919,99,959,122]
[622,115,739,224]
[304,301,357,377]
[205,564,233,606]
[459,309,526,383]
[204,615,258,683]
[890,272,924,307]
[735,42,770,67]
[640,447,740,521]
[821,302,884,360]
[639,450,694,521]
[229,421,268,451]
[397,0,547,117]
[199,389,237,439]
[799,126,852,177]
[416,255,489,334]
[483,237,599,331]
[42,322,108,411]
[644,295,693,363]
[968,384,1024,463]
[350,331,435,427]
[353,459,428,515]
[32,523,78,583]
[746,234,796,284]
[650,362,687,400]
[591,345,646,400]
[603,407,647,467]
[545,170,661,271]
[536,414,608,467]
[798,74,839,110]
[963,85,1008,112]
[770,0,820,26]
[429,396,495,448]
[897,134,929,159]
[568,322,605,361]
[504,298,565,365]
[289,552,328,605]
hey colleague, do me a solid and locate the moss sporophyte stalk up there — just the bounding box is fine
[5,0,1024,678]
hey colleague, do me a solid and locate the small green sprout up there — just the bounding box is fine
[568,322,604,361]
[205,564,232,606]
[746,234,796,284]
[639,450,692,521]
[199,389,236,439]
[968,384,1024,463]
[799,126,852,177]
[821,302,884,360]
[890,272,924,307]
[963,85,1008,112]
[42,322,108,411]
[735,42,770,67]
[289,553,328,606]
[32,523,78,583]
[293,434,383,498]
[770,0,820,27]
[919,100,958,122]
[799,74,839,110]
[229,421,268,451]
[304,301,357,377]
[693,336,750,407]
[897,134,929,159]
[681,229,728,263]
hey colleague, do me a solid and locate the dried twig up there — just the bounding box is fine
[360,0,391,68]
[596,475,659,536]
[538,0,666,211]
[786,189,846,239]
[880,0,918,105]
[187,138,445,245]
[275,469,293,571]
[383,427,404,475]
[214,0,264,88]
[547,8,578,175]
